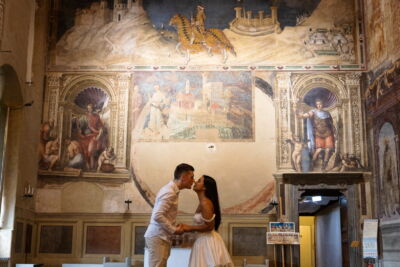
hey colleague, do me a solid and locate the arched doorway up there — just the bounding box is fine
[273,172,368,267]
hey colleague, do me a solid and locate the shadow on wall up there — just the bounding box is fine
[0,64,23,106]
[0,64,24,258]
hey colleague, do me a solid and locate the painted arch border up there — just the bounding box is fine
[57,74,128,170]
[60,74,118,102]
[291,74,349,109]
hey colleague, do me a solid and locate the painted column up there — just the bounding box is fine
[115,73,131,168]
[234,7,242,19]
[258,10,264,26]
[346,73,365,164]
[43,73,62,124]
[246,11,252,25]
[276,72,292,170]
[271,6,278,25]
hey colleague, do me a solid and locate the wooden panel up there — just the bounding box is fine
[134,226,146,255]
[280,183,286,215]
[25,224,33,254]
[232,227,266,256]
[15,222,23,253]
[39,225,73,254]
[360,184,367,215]
[86,226,121,254]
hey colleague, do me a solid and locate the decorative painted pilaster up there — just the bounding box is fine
[275,72,292,170]
[346,73,365,163]
[43,73,62,124]
[115,73,131,168]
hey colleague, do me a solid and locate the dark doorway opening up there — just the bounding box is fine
[299,189,349,267]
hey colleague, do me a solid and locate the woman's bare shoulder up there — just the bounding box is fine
[200,198,214,218]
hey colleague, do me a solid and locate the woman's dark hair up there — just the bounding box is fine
[203,175,221,231]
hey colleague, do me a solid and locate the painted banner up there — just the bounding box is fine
[362,219,378,259]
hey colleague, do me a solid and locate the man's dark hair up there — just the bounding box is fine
[174,163,194,180]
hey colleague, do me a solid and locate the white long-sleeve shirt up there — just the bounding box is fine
[144,181,179,242]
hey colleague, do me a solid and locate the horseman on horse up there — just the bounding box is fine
[169,5,236,64]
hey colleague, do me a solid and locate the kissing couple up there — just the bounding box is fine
[144,163,234,267]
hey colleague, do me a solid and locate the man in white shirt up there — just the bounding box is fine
[144,163,195,267]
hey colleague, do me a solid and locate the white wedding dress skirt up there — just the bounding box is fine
[188,213,234,267]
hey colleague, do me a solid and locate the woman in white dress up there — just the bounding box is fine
[183,175,234,267]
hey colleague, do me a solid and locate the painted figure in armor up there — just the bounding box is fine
[298,98,335,171]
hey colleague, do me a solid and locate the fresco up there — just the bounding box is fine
[38,120,59,171]
[290,87,364,172]
[39,87,114,173]
[365,0,387,69]
[132,71,253,141]
[390,0,400,58]
[70,88,112,172]
[364,0,400,70]
[293,88,337,172]
[51,0,359,67]
[378,122,400,218]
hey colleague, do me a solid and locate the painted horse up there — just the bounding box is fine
[169,14,236,64]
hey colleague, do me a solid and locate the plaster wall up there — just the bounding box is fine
[364,0,400,264]
[131,87,276,212]
[35,86,276,214]
[0,0,377,265]
[0,0,48,259]
[364,0,400,70]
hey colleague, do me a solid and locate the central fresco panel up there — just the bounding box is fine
[132,71,253,141]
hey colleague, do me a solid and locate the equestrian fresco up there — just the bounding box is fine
[50,0,360,67]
